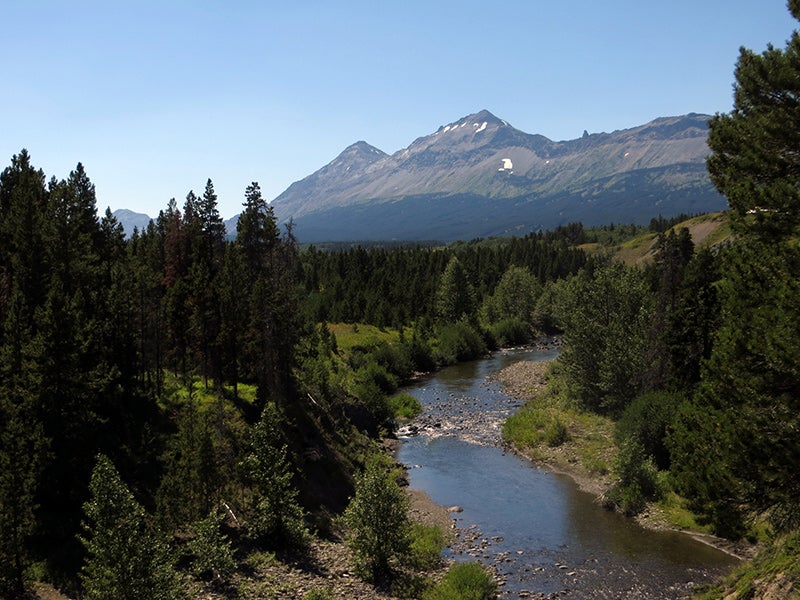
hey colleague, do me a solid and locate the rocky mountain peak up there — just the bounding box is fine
[269,110,724,242]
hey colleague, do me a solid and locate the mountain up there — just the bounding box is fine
[271,110,726,242]
[113,209,153,237]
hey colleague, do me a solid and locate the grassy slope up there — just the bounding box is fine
[581,211,732,265]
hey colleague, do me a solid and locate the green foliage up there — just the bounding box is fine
[0,388,44,598]
[555,262,653,414]
[302,586,334,600]
[604,440,662,517]
[80,455,182,600]
[480,265,541,333]
[434,322,487,365]
[695,531,800,599]
[187,507,236,585]
[300,230,587,328]
[423,562,498,600]
[661,248,721,391]
[435,256,477,324]
[677,3,800,536]
[240,404,307,549]
[388,392,423,422]
[355,361,398,395]
[343,458,411,581]
[156,393,221,529]
[615,391,683,470]
[669,240,800,536]
[503,405,569,449]
[486,317,531,347]
[407,523,446,570]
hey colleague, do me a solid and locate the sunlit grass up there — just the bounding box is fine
[327,322,401,351]
[388,392,423,422]
[657,492,713,533]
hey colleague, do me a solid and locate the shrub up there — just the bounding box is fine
[401,330,436,373]
[488,317,531,347]
[604,439,662,516]
[351,380,393,433]
[424,562,497,600]
[344,458,411,581]
[544,417,569,448]
[188,507,236,584]
[303,586,334,600]
[616,391,683,470]
[434,322,487,365]
[357,361,398,394]
[503,405,569,449]
[407,523,445,570]
[388,392,423,422]
[372,341,414,382]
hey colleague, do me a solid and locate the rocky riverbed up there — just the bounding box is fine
[399,346,743,598]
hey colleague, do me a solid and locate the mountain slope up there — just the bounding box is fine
[113,209,153,237]
[271,110,725,242]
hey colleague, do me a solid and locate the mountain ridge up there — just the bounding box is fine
[114,110,726,241]
[269,109,723,241]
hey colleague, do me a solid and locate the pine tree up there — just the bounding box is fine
[435,256,476,324]
[671,1,800,535]
[643,228,695,391]
[0,287,46,597]
[343,458,410,581]
[156,394,220,529]
[0,150,49,326]
[707,0,800,240]
[80,454,182,600]
[235,182,299,406]
[240,403,306,549]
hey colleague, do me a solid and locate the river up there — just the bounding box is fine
[397,346,737,599]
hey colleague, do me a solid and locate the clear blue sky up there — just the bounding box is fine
[2,1,797,219]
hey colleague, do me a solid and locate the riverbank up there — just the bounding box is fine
[494,359,756,563]
[490,359,615,498]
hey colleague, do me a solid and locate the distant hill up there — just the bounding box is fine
[592,212,733,265]
[113,209,153,237]
[270,109,726,242]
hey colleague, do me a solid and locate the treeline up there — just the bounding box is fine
[300,227,587,328]
[0,149,592,598]
[0,151,317,597]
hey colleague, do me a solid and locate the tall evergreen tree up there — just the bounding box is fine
[671,1,800,535]
[0,150,49,328]
[0,286,46,598]
[435,256,477,324]
[643,228,695,391]
[240,403,306,549]
[80,454,181,600]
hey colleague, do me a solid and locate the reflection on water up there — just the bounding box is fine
[398,347,737,598]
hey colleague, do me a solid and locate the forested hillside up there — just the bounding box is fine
[0,152,598,598]
[2,3,800,597]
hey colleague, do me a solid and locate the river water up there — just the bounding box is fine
[397,346,737,599]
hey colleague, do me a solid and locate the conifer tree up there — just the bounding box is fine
[670,0,800,535]
[435,256,476,323]
[80,454,182,600]
[343,458,410,581]
[0,287,45,598]
[240,403,306,548]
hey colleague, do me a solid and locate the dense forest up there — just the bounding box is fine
[3,3,800,598]
[0,150,600,598]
